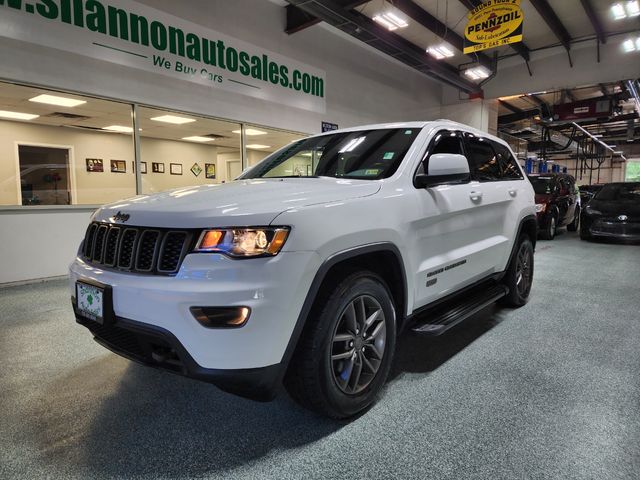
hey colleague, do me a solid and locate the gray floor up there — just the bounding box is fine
[1,232,639,480]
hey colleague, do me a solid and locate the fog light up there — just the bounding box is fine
[190,306,250,328]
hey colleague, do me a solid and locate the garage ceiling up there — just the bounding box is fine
[285,0,640,94]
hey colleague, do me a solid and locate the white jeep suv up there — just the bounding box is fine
[70,120,536,418]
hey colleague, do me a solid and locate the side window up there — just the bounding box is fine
[492,142,523,180]
[418,130,466,175]
[464,135,501,181]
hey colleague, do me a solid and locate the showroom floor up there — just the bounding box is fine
[1,233,638,480]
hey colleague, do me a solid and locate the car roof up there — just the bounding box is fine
[308,119,510,147]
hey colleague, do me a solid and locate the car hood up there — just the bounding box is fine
[93,178,382,228]
[587,199,640,217]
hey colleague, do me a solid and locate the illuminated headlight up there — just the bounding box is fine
[585,206,602,215]
[535,203,547,213]
[194,227,290,258]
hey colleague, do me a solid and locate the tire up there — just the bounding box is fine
[500,236,534,307]
[580,225,591,241]
[540,212,557,240]
[284,271,397,419]
[567,208,580,232]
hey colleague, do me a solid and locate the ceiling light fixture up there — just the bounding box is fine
[623,38,637,52]
[232,128,267,135]
[612,1,640,19]
[464,66,491,81]
[373,11,408,31]
[0,110,39,120]
[103,125,133,133]
[182,136,214,142]
[29,94,86,107]
[150,115,196,124]
[246,144,271,149]
[427,43,455,60]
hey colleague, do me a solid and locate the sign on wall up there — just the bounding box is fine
[0,0,326,113]
[464,0,524,54]
[321,121,339,132]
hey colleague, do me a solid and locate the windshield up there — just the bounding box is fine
[529,176,556,195]
[595,183,640,202]
[240,128,421,180]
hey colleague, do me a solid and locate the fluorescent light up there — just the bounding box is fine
[627,1,640,16]
[373,11,408,31]
[246,144,271,149]
[338,136,365,153]
[232,128,267,136]
[29,94,86,107]
[0,110,39,120]
[623,38,636,52]
[612,2,626,19]
[427,43,455,60]
[182,136,214,142]
[593,134,603,138]
[150,115,196,124]
[464,66,491,80]
[103,125,133,133]
[637,37,640,49]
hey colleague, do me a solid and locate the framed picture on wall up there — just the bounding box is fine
[152,162,165,173]
[132,161,148,174]
[86,158,103,172]
[205,163,216,179]
[191,163,202,177]
[170,163,183,175]
[110,160,126,173]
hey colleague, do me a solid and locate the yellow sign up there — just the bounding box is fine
[464,0,524,54]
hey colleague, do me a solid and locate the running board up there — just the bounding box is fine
[411,283,509,336]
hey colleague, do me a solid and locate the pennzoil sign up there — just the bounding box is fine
[464,0,524,54]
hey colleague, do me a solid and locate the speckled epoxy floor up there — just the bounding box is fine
[1,232,639,479]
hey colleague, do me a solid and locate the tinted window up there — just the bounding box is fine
[529,176,556,195]
[492,142,523,179]
[242,128,421,180]
[465,136,501,181]
[430,131,464,155]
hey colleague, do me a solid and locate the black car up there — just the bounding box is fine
[581,182,640,242]
[528,173,580,240]
[578,184,604,206]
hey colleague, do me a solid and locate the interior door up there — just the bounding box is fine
[411,130,490,308]
[226,161,242,181]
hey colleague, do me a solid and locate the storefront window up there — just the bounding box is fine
[137,106,242,192]
[0,82,135,206]
[244,125,307,168]
[0,81,309,207]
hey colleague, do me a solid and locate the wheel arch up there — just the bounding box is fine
[280,243,408,370]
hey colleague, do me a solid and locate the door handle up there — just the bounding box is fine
[469,191,483,201]
[508,189,517,197]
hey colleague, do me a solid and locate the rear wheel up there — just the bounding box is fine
[540,213,557,240]
[284,271,396,419]
[567,208,580,232]
[501,236,534,307]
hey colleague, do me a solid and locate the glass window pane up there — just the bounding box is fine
[244,125,307,168]
[0,81,135,206]
[137,107,241,192]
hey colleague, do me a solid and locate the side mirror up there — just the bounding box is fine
[415,153,471,188]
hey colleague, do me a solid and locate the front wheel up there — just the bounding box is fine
[284,271,397,419]
[501,236,534,307]
[540,213,557,240]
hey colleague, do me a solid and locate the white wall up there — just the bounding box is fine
[0,209,93,284]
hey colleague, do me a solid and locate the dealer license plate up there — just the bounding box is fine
[76,282,104,323]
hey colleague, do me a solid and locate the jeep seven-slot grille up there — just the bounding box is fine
[82,222,194,275]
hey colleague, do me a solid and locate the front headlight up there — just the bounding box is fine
[535,203,547,213]
[585,206,602,215]
[194,227,290,258]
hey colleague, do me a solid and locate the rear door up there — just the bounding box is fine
[462,133,514,275]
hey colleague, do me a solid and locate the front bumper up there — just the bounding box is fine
[69,250,321,373]
[583,216,640,242]
[73,312,282,400]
